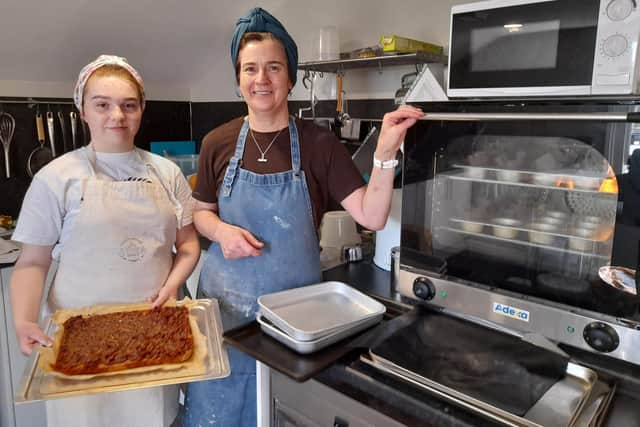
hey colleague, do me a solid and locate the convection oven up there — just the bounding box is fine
[397,99,640,366]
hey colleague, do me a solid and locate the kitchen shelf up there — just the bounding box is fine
[298,51,447,74]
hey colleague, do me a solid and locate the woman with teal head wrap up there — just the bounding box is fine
[230,7,299,86]
[184,8,423,427]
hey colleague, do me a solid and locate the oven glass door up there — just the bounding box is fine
[449,0,599,90]
[401,102,640,319]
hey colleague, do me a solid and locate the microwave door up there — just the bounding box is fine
[448,0,600,97]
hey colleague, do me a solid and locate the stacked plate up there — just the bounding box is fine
[257,281,386,354]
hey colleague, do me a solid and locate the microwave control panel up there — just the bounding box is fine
[592,0,640,93]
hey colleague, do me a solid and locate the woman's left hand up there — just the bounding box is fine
[374,105,424,161]
[150,286,179,308]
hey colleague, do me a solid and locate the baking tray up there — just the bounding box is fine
[257,281,386,341]
[573,380,616,427]
[257,313,381,354]
[362,353,596,427]
[15,298,230,402]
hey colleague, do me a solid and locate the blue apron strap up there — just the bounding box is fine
[288,116,302,177]
[222,118,250,198]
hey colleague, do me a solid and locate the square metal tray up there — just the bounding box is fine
[363,352,597,427]
[257,281,386,341]
[256,314,380,354]
[15,298,230,402]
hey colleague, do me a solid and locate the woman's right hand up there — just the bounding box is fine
[15,320,52,356]
[216,222,264,259]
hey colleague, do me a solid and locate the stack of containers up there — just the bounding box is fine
[257,281,386,354]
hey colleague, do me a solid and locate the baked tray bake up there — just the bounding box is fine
[15,298,230,402]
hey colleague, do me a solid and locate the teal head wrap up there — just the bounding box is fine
[231,7,298,87]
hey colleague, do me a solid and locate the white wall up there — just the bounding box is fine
[190,0,466,102]
[0,0,468,102]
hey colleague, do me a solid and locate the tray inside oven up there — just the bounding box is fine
[368,309,571,416]
[15,298,230,402]
[361,353,600,427]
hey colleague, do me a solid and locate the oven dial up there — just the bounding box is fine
[606,0,634,21]
[413,277,436,300]
[583,322,619,353]
[602,34,629,57]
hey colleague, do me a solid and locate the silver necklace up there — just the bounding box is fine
[250,127,284,163]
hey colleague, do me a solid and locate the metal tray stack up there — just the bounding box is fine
[257,281,386,354]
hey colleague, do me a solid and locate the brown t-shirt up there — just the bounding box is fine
[193,117,365,229]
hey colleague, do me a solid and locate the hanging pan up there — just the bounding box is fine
[27,112,54,177]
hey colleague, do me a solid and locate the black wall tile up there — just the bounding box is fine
[0,98,190,217]
[191,99,395,149]
[2,97,391,219]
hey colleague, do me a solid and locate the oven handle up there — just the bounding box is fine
[420,112,640,122]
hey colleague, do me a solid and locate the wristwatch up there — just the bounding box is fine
[373,157,399,169]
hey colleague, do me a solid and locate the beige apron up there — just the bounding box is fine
[46,146,180,427]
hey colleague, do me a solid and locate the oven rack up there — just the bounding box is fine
[443,166,616,196]
[442,220,609,259]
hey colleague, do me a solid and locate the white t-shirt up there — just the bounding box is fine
[13,147,194,260]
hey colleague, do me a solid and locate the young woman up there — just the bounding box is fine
[183,8,422,427]
[10,54,200,427]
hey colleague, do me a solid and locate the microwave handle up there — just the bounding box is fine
[419,112,640,122]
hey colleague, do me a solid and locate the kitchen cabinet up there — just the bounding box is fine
[1,265,55,427]
[269,368,404,427]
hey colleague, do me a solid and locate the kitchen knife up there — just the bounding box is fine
[57,110,69,153]
[46,111,57,157]
[69,111,77,149]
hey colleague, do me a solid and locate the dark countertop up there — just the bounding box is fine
[317,258,640,427]
[318,259,507,426]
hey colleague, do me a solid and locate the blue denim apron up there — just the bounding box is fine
[184,117,322,427]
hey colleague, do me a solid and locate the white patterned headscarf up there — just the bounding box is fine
[73,54,145,113]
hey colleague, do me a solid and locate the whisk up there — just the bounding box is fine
[0,112,16,178]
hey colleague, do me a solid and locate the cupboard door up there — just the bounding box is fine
[273,398,321,427]
[270,369,405,427]
[1,265,55,427]
[0,267,15,427]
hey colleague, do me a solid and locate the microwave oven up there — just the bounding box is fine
[447,0,640,98]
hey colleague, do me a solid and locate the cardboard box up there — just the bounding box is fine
[380,35,443,55]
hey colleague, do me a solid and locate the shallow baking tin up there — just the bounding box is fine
[257,281,386,341]
[15,298,230,402]
[364,353,597,427]
[257,314,378,354]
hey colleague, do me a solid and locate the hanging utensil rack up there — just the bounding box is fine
[0,98,75,108]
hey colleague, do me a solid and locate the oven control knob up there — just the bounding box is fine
[413,277,436,300]
[602,34,628,57]
[606,0,634,21]
[583,322,619,353]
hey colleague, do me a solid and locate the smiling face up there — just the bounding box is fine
[81,70,143,152]
[237,37,292,119]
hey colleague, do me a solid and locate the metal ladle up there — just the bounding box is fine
[298,71,319,119]
[0,111,16,178]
